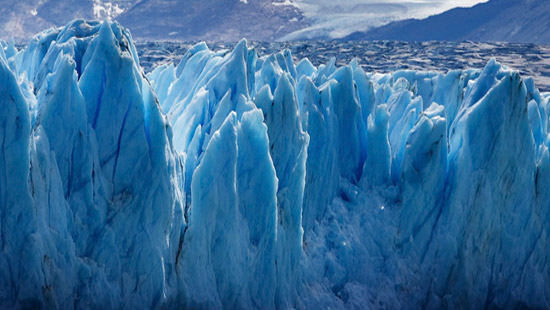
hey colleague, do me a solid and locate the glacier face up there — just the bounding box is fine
[0,20,549,309]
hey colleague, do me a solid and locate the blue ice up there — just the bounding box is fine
[0,20,548,309]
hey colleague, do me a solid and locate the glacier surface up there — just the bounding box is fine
[0,20,549,309]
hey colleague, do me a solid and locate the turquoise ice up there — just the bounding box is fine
[0,20,549,309]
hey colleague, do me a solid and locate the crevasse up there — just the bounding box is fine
[0,20,549,309]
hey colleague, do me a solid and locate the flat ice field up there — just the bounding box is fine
[1,20,549,309]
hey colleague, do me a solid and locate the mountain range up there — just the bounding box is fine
[0,0,548,43]
[0,0,306,41]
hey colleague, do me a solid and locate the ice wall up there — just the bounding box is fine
[2,20,184,309]
[1,20,549,309]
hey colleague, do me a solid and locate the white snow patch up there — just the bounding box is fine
[272,0,299,8]
[93,0,125,19]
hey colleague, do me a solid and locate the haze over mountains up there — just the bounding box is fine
[348,0,550,44]
[0,0,547,43]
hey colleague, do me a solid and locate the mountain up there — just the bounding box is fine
[116,0,307,41]
[345,0,550,44]
[0,0,306,41]
[280,1,484,41]
[1,20,550,309]
[0,0,135,39]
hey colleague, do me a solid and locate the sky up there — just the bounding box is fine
[284,0,488,39]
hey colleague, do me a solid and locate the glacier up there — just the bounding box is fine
[0,20,549,309]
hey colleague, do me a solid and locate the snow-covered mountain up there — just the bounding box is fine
[281,0,484,40]
[346,0,550,44]
[2,0,547,43]
[0,0,306,41]
[116,0,307,41]
[1,20,549,309]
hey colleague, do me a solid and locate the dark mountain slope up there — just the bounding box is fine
[345,0,550,44]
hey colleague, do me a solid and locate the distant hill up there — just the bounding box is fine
[345,0,550,44]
